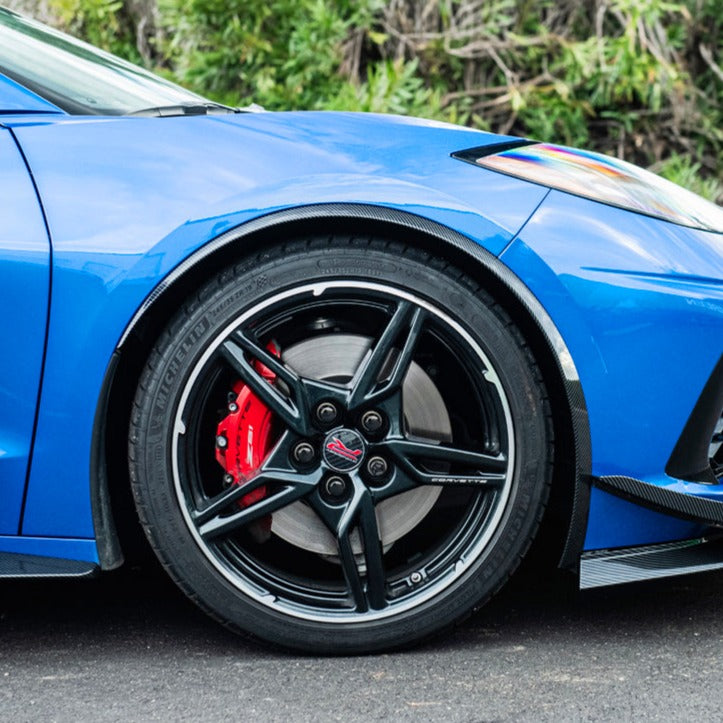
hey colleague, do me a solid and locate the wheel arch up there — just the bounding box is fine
[92,204,591,571]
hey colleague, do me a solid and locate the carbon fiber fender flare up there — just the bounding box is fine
[93,203,592,571]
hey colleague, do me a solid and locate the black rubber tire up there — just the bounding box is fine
[129,236,553,654]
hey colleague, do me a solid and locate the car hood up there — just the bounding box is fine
[6,109,551,259]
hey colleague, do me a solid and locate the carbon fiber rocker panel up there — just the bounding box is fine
[0,552,98,578]
[580,536,723,588]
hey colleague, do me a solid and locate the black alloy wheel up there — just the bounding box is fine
[129,237,552,653]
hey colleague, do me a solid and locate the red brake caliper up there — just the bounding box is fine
[215,341,280,518]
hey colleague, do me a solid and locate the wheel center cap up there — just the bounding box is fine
[322,428,366,472]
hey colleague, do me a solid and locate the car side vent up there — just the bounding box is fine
[712,412,723,482]
[666,355,723,485]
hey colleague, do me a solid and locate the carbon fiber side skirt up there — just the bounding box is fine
[580,536,723,589]
[0,552,98,578]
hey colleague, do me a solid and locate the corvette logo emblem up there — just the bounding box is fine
[326,437,362,462]
[322,429,366,471]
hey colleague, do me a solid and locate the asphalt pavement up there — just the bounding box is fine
[1,559,722,721]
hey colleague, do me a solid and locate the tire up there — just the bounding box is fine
[129,236,552,653]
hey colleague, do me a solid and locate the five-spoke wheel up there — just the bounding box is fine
[130,238,551,652]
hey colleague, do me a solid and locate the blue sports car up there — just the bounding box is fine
[1,6,721,653]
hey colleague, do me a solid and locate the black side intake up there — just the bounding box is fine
[666,355,723,485]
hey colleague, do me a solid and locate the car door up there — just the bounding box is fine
[0,125,51,534]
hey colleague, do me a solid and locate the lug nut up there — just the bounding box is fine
[368,456,389,478]
[366,456,389,479]
[292,441,316,465]
[361,410,383,433]
[324,476,347,498]
[316,402,338,424]
[410,571,423,585]
[216,435,228,449]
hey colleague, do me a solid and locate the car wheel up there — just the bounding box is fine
[129,236,552,653]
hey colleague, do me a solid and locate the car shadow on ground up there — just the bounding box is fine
[1,555,721,655]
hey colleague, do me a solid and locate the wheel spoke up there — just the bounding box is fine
[231,329,305,396]
[193,471,275,525]
[335,529,367,611]
[310,480,387,612]
[220,335,308,434]
[368,466,418,503]
[197,470,321,540]
[348,301,426,408]
[355,493,386,609]
[384,438,508,487]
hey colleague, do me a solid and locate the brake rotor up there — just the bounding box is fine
[272,334,450,556]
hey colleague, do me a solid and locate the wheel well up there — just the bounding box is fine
[99,212,583,570]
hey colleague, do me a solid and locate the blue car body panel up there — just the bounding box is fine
[501,191,722,547]
[0,535,97,562]
[583,488,706,550]
[0,72,64,114]
[0,127,50,535]
[0,108,720,566]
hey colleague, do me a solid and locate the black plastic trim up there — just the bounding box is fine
[0,551,98,578]
[89,350,124,570]
[451,139,536,165]
[557,405,592,569]
[596,475,723,526]
[580,536,723,589]
[107,203,592,570]
[666,354,723,484]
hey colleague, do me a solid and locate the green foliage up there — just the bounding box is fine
[158,0,384,109]
[30,0,723,201]
[325,59,448,118]
[656,154,722,202]
[51,0,138,59]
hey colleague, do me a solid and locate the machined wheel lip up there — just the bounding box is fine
[171,280,516,623]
